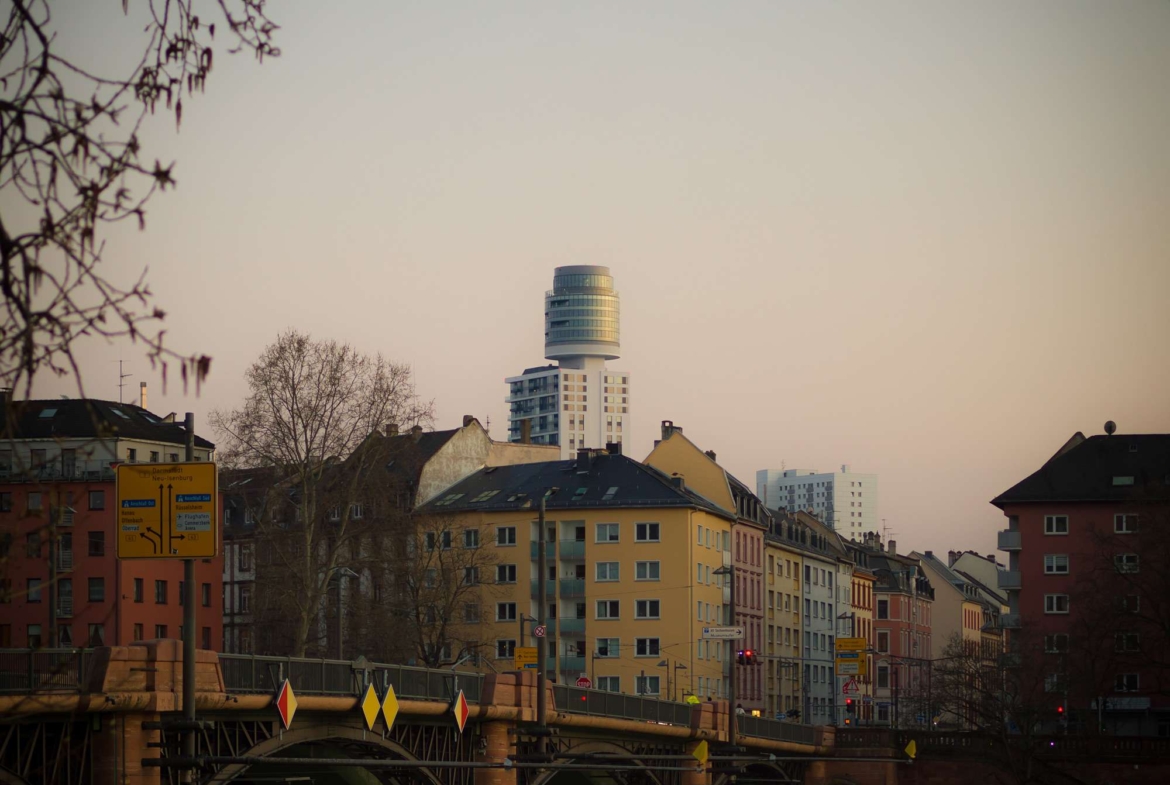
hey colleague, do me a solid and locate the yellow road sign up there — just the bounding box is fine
[381,684,400,730]
[692,740,709,765]
[360,683,380,731]
[116,462,218,559]
[514,646,538,670]
[904,739,917,760]
[837,637,867,651]
[836,657,869,677]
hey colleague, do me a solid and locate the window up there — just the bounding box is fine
[497,527,516,546]
[27,492,43,513]
[89,491,105,510]
[349,503,363,520]
[126,448,137,462]
[463,529,480,548]
[463,566,479,586]
[496,602,517,621]
[1115,673,1139,692]
[202,627,212,649]
[877,630,890,653]
[1114,514,1138,534]
[596,562,619,581]
[496,640,516,659]
[635,522,660,542]
[1044,673,1065,693]
[597,676,620,692]
[1045,594,1069,614]
[133,578,143,603]
[595,638,619,657]
[88,531,105,556]
[198,582,210,607]
[1119,595,1140,613]
[26,533,40,558]
[155,580,168,604]
[496,564,517,584]
[1044,554,1069,575]
[133,623,144,642]
[635,638,660,657]
[1044,634,1069,653]
[27,578,42,602]
[463,603,480,623]
[169,453,179,462]
[27,624,43,648]
[1044,515,1069,535]
[636,675,661,695]
[239,544,253,571]
[88,577,105,602]
[0,492,10,512]
[877,664,889,689]
[239,585,252,613]
[149,451,160,463]
[596,600,619,619]
[1115,553,1139,573]
[1115,632,1140,653]
[635,561,660,581]
[635,599,660,619]
[877,599,889,619]
[596,523,619,543]
[155,625,167,639]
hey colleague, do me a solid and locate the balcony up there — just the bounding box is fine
[1000,613,1021,629]
[56,550,74,572]
[560,655,586,673]
[56,597,73,618]
[559,540,585,560]
[559,617,586,634]
[559,578,585,598]
[997,530,1021,551]
[529,581,555,598]
[530,541,555,559]
[998,570,1022,590]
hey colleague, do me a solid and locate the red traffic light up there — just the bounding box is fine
[1057,705,1064,714]
[846,698,854,706]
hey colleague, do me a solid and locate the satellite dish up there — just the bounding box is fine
[1104,421,1117,436]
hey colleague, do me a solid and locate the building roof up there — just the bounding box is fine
[417,450,735,518]
[992,433,1170,507]
[1,398,214,449]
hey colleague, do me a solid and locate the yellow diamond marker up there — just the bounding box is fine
[381,684,399,731]
[904,739,917,760]
[692,740,709,765]
[360,683,380,731]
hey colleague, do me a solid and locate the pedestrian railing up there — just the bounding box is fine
[553,684,694,726]
[738,714,818,745]
[0,648,93,693]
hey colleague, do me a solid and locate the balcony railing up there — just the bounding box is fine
[56,597,73,618]
[0,649,93,693]
[559,578,585,598]
[553,684,693,726]
[998,570,1022,590]
[0,461,116,483]
[559,655,586,673]
[56,550,74,572]
[559,617,586,634]
[1000,613,1021,629]
[997,530,1021,551]
[529,581,555,598]
[530,541,555,559]
[559,540,585,559]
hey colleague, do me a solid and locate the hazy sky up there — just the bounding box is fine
[23,1,1170,557]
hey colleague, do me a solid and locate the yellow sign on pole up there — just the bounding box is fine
[836,656,869,677]
[692,740,709,765]
[836,637,867,652]
[116,462,218,559]
[514,646,538,670]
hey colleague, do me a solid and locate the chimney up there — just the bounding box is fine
[385,423,399,437]
[410,424,424,442]
[520,420,531,445]
[887,539,896,555]
[139,382,148,410]
[704,449,717,462]
[576,449,593,472]
[605,442,622,456]
[948,550,958,566]
[671,475,685,491]
[463,415,476,428]
[986,553,996,563]
[661,420,680,441]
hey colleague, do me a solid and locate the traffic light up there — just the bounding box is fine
[1057,704,1066,721]
[737,649,755,665]
[846,698,856,715]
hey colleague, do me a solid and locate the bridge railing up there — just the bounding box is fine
[0,648,92,693]
[738,714,818,746]
[553,684,693,725]
[219,653,484,703]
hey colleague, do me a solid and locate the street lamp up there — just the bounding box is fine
[713,564,736,744]
[656,659,687,702]
[328,566,359,660]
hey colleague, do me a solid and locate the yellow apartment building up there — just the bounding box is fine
[763,526,805,719]
[414,448,736,699]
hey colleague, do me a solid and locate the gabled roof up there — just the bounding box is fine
[992,433,1170,506]
[1,398,214,448]
[417,451,734,518]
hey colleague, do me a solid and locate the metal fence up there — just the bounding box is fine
[553,684,693,725]
[738,714,818,745]
[0,649,93,693]
[218,654,484,703]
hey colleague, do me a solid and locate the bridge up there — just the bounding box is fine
[0,643,829,785]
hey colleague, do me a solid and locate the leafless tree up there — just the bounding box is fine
[0,0,278,400]
[211,329,433,656]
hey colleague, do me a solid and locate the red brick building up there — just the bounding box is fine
[993,427,1169,736]
[0,395,222,651]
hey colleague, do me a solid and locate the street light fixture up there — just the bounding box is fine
[712,564,736,744]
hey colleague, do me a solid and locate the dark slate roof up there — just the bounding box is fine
[991,433,1170,507]
[417,451,734,518]
[1,398,214,448]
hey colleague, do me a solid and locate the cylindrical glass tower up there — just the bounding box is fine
[544,265,621,361]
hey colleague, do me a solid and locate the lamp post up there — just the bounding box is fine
[535,487,558,756]
[713,564,735,745]
[328,566,359,660]
[675,662,688,703]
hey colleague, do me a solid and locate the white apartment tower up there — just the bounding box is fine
[756,465,878,538]
[506,266,631,458]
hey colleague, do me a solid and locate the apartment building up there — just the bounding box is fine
[845,541,877,724]
[0,394,221,650]
[763,517,805,720]
[414,447,736,699]
[756,466,878,537]
[644,421,768,712]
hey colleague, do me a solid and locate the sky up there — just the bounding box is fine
[19,1,1170,557]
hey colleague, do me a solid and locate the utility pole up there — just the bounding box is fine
[713,563,737,746]
[535,488,557,757]
[182,413,196,783]
[48,492,58,647]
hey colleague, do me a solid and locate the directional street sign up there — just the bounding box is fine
[274,679,297,730]
[533,625,547,638]
[452,690,470,733]
[701,626,745,640]
[381,684,399,730]
[836,656,868,677]
[116,462,218,559]
[514,646,538,670]
[836,637,867,652]
[360,683,380,731]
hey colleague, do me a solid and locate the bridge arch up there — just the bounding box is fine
[527,739,667,785]
[206,721,444,785]
[0,768,33,785]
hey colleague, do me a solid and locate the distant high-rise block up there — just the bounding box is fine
[755,465,878,537]
[506,266,631,458]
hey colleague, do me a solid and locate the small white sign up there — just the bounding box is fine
[702,626,745,640]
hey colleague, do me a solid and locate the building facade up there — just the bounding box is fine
[756,466,878,537]
[506,266,631,457]
[0,395,221,651]
[764,522,805,720]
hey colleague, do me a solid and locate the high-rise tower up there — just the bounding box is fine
[506,266,631,458]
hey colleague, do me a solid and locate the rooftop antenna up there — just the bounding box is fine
[881,518,896,543]
[118,360,133,404]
